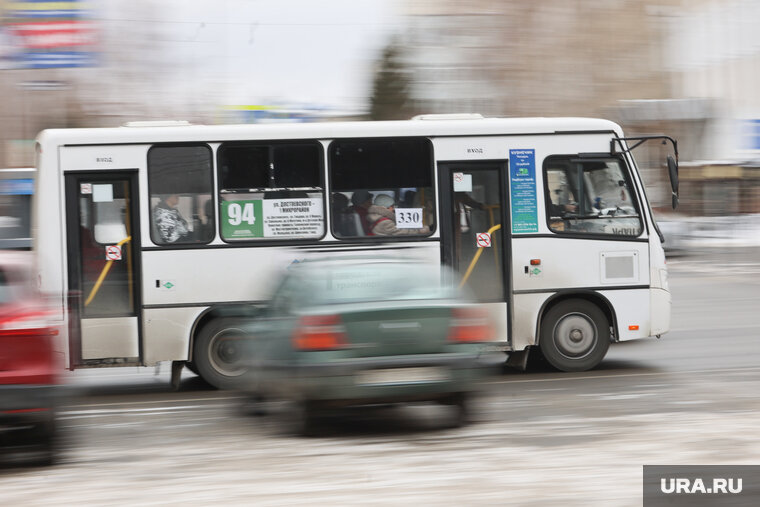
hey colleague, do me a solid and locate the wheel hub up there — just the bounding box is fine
[208,329,247,377]
[569,328,584,343]
[553,313,597,359]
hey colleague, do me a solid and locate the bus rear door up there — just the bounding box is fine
[64,172,141,367]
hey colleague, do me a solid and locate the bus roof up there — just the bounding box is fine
[35,116,623,146]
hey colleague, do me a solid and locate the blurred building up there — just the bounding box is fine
[398,0,760,215]
[660,0,760,215]
[0,0,97,167]
[401,0,672,118]
[0,0,759,216]
[399,0,676,209]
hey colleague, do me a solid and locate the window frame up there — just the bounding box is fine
[147,143,215,247]
[542,154,644,239]
[215,139,327,244]
[327,136,436,240]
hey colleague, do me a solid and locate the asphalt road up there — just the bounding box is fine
[1,247,759,506]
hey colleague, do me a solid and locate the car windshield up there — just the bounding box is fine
[297,262,459,305]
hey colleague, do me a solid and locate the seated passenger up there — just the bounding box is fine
[367,194,430,236]
[332,192,360,237]
[153,194,190,243]
[350,189,373,235]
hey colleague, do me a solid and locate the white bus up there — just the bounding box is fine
[33,115,679,388]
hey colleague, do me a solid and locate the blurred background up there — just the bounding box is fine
[0,0,759,240]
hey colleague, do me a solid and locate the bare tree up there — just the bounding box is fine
[369,41,414,121]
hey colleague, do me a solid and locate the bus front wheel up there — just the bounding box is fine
[193,318,249,389]
[539,299,610,372]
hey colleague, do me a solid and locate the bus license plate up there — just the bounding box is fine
[357,367,448,385]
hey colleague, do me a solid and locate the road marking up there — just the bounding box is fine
[67,396,239,409]
[577,393,658,401]
[61,403,232,418]
[492,365,760,385]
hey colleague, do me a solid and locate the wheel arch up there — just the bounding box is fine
[188,304,263,363]
[535,290,619,347]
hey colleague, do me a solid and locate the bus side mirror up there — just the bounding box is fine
[667,155,679,209]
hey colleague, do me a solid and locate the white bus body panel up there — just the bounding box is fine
[512,238,650,292]
[59,144,150,171]
[81,317,139,359]
[143,307,204,365]
[142,242,441,306]
[140,242,442,365]
[650,288,672,335]
[598,289,651,340]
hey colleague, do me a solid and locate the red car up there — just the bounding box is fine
[0,251,62,466]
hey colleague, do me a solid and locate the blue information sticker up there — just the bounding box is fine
[509,149,539,233]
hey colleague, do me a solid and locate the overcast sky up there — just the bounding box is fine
[127,0,404,111]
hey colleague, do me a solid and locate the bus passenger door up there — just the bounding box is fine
[64,172,141,367]
[439,162,510,345]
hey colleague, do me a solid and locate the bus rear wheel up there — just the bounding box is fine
[539,299,610,372]
[193,318,249,389]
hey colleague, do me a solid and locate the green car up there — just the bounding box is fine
[238,257,498,435]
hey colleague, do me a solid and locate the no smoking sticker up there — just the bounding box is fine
[476,232,491,248]
[105,245,122,261]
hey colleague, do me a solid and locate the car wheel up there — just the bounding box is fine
[539,299,610,372]
[239,394,268,417]
[449,393,470,428]
[36,417,58,467]
[193,318,249,389]
[290,400,321,437]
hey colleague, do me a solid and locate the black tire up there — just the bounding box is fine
[290,400,320,437]
[450,393,470,428]
[539,299,610,372]
[193,318,249,390]
[36,416,58,467]
[239,394,268,417]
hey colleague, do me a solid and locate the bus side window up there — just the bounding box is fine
[328,138,435,239]
[216,141,325,242]
[148,145,214,245]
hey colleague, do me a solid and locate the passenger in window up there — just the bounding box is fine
[350,189,373,235]
[332,193,360,237]
[368,194,429,236]
[153,194,189,243]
